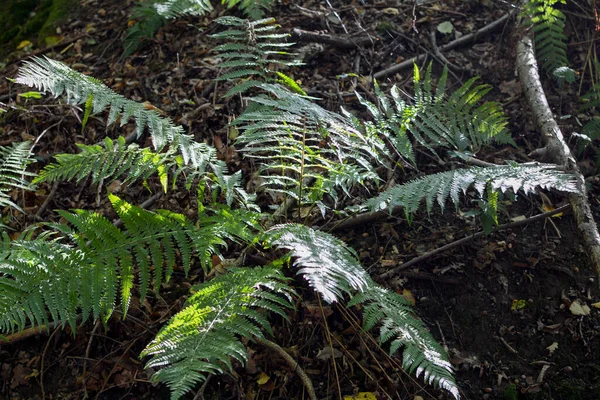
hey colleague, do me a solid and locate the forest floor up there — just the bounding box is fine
[0,0,599,399]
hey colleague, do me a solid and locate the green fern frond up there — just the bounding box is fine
[348,286,459,399]
[522,0,575,80]
[264,223,371,303]
[0,141,36,213]
[212,17,302,97]
[235,83,385,206]
[0,194,259,333]
[367,162,578,215]
[351,64,511,167]
[142,266,295,399]
[34,136,176,192]
[16,57,208,167]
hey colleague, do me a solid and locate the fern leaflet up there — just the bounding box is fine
[0,141,36,213]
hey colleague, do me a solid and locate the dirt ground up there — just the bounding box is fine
[0,0,599,399]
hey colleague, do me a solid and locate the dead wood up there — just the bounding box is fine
[516,35,600,279]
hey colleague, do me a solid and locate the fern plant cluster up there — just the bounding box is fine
[0,7,583,400]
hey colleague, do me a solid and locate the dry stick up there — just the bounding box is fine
[373,11,514,79]
[516,36,600,280]
[291,28,374,49]
[378,204,571,280]
[253,336,317,400]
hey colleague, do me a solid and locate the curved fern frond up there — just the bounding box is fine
[350,64,511,167]
[16,57,207,167]
[264,223,371,303]
[366,162,578,215]
[0,141,36,213]
[0,194,260,333]
[348,286,459,399]
[235,83,385,207]
[142,266,295,399]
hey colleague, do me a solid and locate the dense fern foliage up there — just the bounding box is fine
[0,141,35,213]
[0,194,257,332]
[235,84,383,210]
[350,64,513,167]
[265,223,371,303]
[522,0,575,82]
[142,266,295,399]
[5,12,586,400]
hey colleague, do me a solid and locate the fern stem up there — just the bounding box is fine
[253,336,317,400]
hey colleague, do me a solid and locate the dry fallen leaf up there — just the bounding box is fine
[546,342,558,354]
[569,300,590,316]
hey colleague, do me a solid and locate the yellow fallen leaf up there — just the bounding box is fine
[591,301,600,309]
[402,289,416,306]
[17,40,32,50]
[343,392,377,400]
[546,342,558,354]
[256,371,270,385]
[382,8,399,15]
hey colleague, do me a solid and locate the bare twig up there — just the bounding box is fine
[374,11,514,79]
[291,28,374,49]
[378,204,571,279]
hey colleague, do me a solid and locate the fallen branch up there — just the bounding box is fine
[516,35,600,279]
[291,28,374,49]
[378,204,571,280]
[374,11,514,79]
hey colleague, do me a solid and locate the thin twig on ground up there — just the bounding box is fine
[291,28,374,49]
[378,204,571,280]
[374,11,514,79]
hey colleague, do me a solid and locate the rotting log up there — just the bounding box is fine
[516,35,600,279]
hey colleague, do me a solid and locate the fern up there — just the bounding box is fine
[142,266,295,399]
[348,286,459,398]
[0,194,258,332]
[347,64,512,168]
[0,141,36,213]
[264,223,371,303]
[212,16,302,97]
[34,136,176,192]
[235,83,385,210]
[366,162,578,217]
[124,0,273,56]
[264,223,459,398]
[522,0,575,81]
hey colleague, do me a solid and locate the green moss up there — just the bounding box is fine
[37,0,78,45]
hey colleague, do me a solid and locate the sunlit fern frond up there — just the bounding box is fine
[0,194,260,333]
[34,136,177,192]
[264,223,371,303]
[235,83,386,209]
[348,286,459,399]
[366,162,578,217]
[142,266,295,399]
[212,16,303,97]
[349,64,512,168]
[0,141,36,213]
